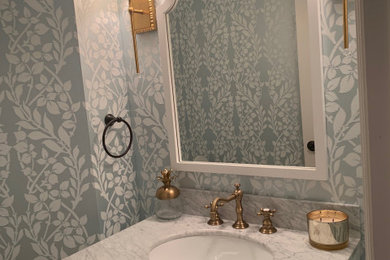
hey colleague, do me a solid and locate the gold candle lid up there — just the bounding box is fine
[156,169,180,200]
[307,209,349,250]
[307,209,348,223]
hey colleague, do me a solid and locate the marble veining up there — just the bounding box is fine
[64,214,359,260]
[181,188,360,231]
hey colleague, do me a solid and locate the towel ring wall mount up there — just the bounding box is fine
[102,114,133,158]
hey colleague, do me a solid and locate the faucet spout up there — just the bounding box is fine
[205,184,249,229]
[207,195,235,225]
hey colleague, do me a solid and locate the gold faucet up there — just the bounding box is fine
[257,208,277,234]
[205,184,249,229]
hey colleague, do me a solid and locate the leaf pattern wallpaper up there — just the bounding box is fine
[174,0,361,204]
[174,0,363,242]
[74,0,141,240]
[0,0,363,259]
[0,0,99,259]
[170,0,305,166]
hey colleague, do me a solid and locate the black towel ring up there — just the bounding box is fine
[102,114,133,158]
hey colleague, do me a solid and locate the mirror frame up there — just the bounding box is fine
[156,0,328,180]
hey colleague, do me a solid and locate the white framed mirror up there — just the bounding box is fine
[157,0,327,180]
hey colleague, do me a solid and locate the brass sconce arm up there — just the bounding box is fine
[129,7,148,14]
[128,0,157,73]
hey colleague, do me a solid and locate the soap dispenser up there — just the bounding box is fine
[155,169,183,220]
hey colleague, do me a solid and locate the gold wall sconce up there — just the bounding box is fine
[343,0,349,49]
[129,0,157,73]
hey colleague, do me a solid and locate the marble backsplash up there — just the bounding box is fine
[181,188,360,232]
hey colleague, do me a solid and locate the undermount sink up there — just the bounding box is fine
[149,235,274,260]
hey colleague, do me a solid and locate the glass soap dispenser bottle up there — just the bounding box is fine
[155,169,183,220]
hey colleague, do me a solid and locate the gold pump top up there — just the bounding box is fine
[156,169,180,200]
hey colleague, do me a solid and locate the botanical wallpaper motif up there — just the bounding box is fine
[74,0,169,227]
[74,0,140,239]
[170,0,305,166]
[0,0,99,259]
[0,0,363,259]
[108,0,170,220]
[173,0,362,253]
[176,0,362,207]
[0,94,17,260]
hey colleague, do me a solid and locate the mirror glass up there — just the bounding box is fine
[168,0,315,167]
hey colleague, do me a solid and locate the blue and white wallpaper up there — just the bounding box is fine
[170,0,305,166]
[0,0,99,259]
[74,0,141,240]
[175,0,361,206]
[0,0,362,259]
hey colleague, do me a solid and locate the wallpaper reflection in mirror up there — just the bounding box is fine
[169,0,307,166]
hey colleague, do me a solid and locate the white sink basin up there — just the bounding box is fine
[149,235,274,260]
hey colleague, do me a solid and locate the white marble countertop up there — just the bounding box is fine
[65,214,360,260]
